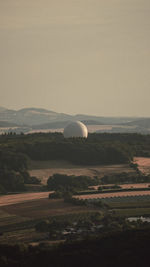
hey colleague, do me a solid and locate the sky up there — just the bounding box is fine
[0,0,150,116]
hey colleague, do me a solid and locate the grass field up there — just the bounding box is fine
[29,160,135,185]
[107,199,150,217]
[109,199,150,208]
[113,207,150,217]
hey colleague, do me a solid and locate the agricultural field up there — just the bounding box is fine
[113,207,150,217]
[0,192,53,207]
[1,198,98,219]
[0,196,98,244]
[29,160,135,185]
[107,198,150,217]
[76,190,150,200]
[134,157,150,174]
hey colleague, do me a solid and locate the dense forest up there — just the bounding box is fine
[0,132,144,164]
[1,132,150,193]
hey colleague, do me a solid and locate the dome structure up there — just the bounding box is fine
[63,121,88,138]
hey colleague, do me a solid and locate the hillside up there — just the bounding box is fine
[1,107,150,134]
[0,107,72,126]
[124,118,150,128]
[0,107,138,126]
[0,121,19,127]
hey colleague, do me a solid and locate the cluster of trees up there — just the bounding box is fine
[0,170,25,193]
[0,149,40,193]
[0,149,28,171]
[47,173,99,193]
[100,172,150,184]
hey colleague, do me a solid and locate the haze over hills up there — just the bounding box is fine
[0,107,138,125]
[122,118,150,129]
[0,107,72,126]
[0,106,149,134]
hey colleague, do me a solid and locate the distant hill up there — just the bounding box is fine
[74,114,137,124]
[0,121,19,127]
[0,107,72,126]
[124,118,150,129]
[1,106,150,134]
[0,107,139,127]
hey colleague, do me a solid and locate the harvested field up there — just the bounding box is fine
[134,157,150,174]
[76,190,150,200]
[0,192,53,207]
[29,160,135,185]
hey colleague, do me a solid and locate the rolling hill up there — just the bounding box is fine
[0,107,138,126]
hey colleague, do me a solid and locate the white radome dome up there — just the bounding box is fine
[63,121,88,138]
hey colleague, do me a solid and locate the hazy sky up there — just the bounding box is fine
[0,0,150,116]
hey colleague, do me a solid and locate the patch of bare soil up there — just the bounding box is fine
[134,157,150,174]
